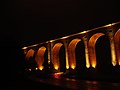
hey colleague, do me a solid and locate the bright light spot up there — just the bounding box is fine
[91,62,96,68]
[66,65,69,69]
[48,60,50,64]
[112,61,117,66]
[86,64,90,68]
[50,40,54,42]
[71,64,76,69]
[39,66,44,70]
[22,47,27,49]
[105,24,112,27]
[35,67,38,70]
[81,30,88,34]
[28,68,31,71]
[61,36,69,39]
[54,65,59,70]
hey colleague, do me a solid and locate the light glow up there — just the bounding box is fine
[64,42,69,69]
[22,47,27,50]
[28,68,31,71]
[91,61,96,68]
[52,43,63,71]
[86,63,90,68]
[35,47,46,70]
[71,64,76,69]
[105,24,112,27]
[66,65,69,69]
[84,41,90,68]
[54,65,59,70]
[39,66,44,70]
[53,72,63,79]
[35,67,38,70]
[111,42,117,66]
[114,29,120,66]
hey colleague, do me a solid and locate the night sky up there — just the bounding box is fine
[1,0,120,47]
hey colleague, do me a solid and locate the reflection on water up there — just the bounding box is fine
[28,74,120,90]
[85,81,98,90]
[53,72,64,79]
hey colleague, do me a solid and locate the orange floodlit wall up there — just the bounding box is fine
[68,38,81,69]
[114,29,120,65]
[25,49,35,60]
[35,47,46,70]
[52,43,63,70]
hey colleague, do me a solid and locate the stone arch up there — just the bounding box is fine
[75,39,86,74]
[25,49,35,60]
[114,29,120,65]
[68,38,81,69]
[35,46,46,70]
[88,33,105,68]
[52,43,63,70]
[25,49,35,70]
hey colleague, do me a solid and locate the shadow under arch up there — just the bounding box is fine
[59,44,66,72]
[52,43,64,71]
[75,39,86,76]
[68,38,81,70]
[88,33,105,68]
[114,29,120,65]
[35,46,46,70]
[95,34,112,74]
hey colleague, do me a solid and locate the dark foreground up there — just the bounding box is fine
[6,72,120,90]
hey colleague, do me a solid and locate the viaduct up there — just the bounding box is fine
[22,22,120,75]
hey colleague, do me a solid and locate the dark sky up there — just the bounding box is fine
[1,0,120,47]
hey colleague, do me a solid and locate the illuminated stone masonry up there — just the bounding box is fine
[22,22,120,81]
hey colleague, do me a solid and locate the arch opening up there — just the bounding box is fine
[25,49,36,70]
[95,35,112,74]
[88,33,105,68]
[59,45,66,72]
[68,38,81,70]
[76,40,86,75]
[25,49,35,60]
[52,43,63,71]
[35,47,46,70]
